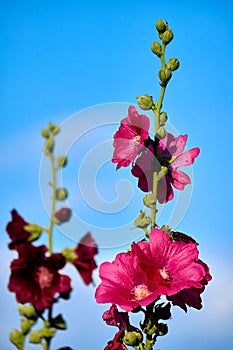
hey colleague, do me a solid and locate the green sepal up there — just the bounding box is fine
[134,210,151,229]
[18,304,38,320]
[57,155,68,168]
[21,318,36,335]
[61,247,77,262]
[24,224,43,241]
[143,194,156,209]
[41,128,50,139]
[28,330,41,344]
[159,112,167,126]
[156,127,166,139]
[51,314,67,330]
[39,327,56,338]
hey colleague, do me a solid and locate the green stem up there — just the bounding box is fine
[47,152,57,256]
[150,43,167,231]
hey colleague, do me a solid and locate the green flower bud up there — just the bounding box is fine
[44,138,55,155]
[143,194,156,209]
[167,58,180,71]
[18,304,38,320]
[57,155,68,168]
[134,210,151,229]
[24,224,42,242]
[159,112,168,126]
[151,41,162,57]
[158,68,172,83]
[123,330,143,347]
[41,128,50,139]
[29,330,41,344]
[21,319,35,335]
[156,127,166,139]
[9,329,25,350]
[137,94,153,110]
[155,19,167,33]
[162,29,174,45]
[39,327,56,338]
[61,247,77,262]
[56,188,68,201]
[48,122,60,135]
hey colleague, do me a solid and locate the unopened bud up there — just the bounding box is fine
[155,19,167,33]
[167,58,180,71]
[158,323,168,336]
[158,68,172,83]
[151,41,162,57]
[21,319,35,335]
[24,224,42,242]
[123,330,143,347]
[162,29,174,45]
[54,208,72,224]
[159,112,168,126]
[143,194,156,209]
[29,330,41,344]
[134,210,151,229]
[18,304,38,320]
[39,327,56,338]
[57,155,68,168]
[44,138,54,155]
[41,128,50,139]
[9,329,25,349]
[156,127,166,139]
[56,188,68,201]
[137,94,153,110]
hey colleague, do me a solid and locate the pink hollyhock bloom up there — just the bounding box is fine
[104,330,127,350]
[112,106,150,169]
[71,233,98,285]
[95,229,208,312]
[8,243,71,311]
[102,304,130,330]
[6,209,31,249]
[131,133,200,203]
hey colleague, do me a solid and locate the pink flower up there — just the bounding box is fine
[95,229,208,312]
[102,304,130,330]
[131,133,200,203]
[104,330,127,350]
[112,106,150,169]
[8,243,71,311]
[71,233,98,285]
[6,210,31,249]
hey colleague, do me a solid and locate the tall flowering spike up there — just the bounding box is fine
[112,106,150,169]
[8,243,71,311]
[95,229,210,312]
[131,133,200,203]
[6,210,31,249]
[71,233,98,285]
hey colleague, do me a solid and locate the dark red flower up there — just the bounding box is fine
[71,233,98,285]
[131,133,200,203]
[104,330,127,350]
[8,243,71,311]
[54,208,72,224]
[103,304,130,331]
[112,106,150,169]
[6,210,31,249]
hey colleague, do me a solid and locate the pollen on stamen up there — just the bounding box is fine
[133,135,141,145]
[160,267,170,281]
[131,284,151,300]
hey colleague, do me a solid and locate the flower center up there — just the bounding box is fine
[36,266,53,289]
[133,135,141,145]
[159,267,170,281]
[131,284,151,300]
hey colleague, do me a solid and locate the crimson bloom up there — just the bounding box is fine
[6,209,31,249]
[102,304,130,330]
[8,243,71,311]
[71,233,98,285]
[95,229,210,312]
[112,106,150,169]
[131,133,200,203]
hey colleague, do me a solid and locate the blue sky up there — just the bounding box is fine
[1,0,233,349]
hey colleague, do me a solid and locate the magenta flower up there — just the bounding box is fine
[131,133,200,203]
[112,106,150,169]
[104,330,127,350]
[6,209,31,249]
[95,229,209,312]
[71,233,98,285]
[102,304,130,330]
[8,243,71,311]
